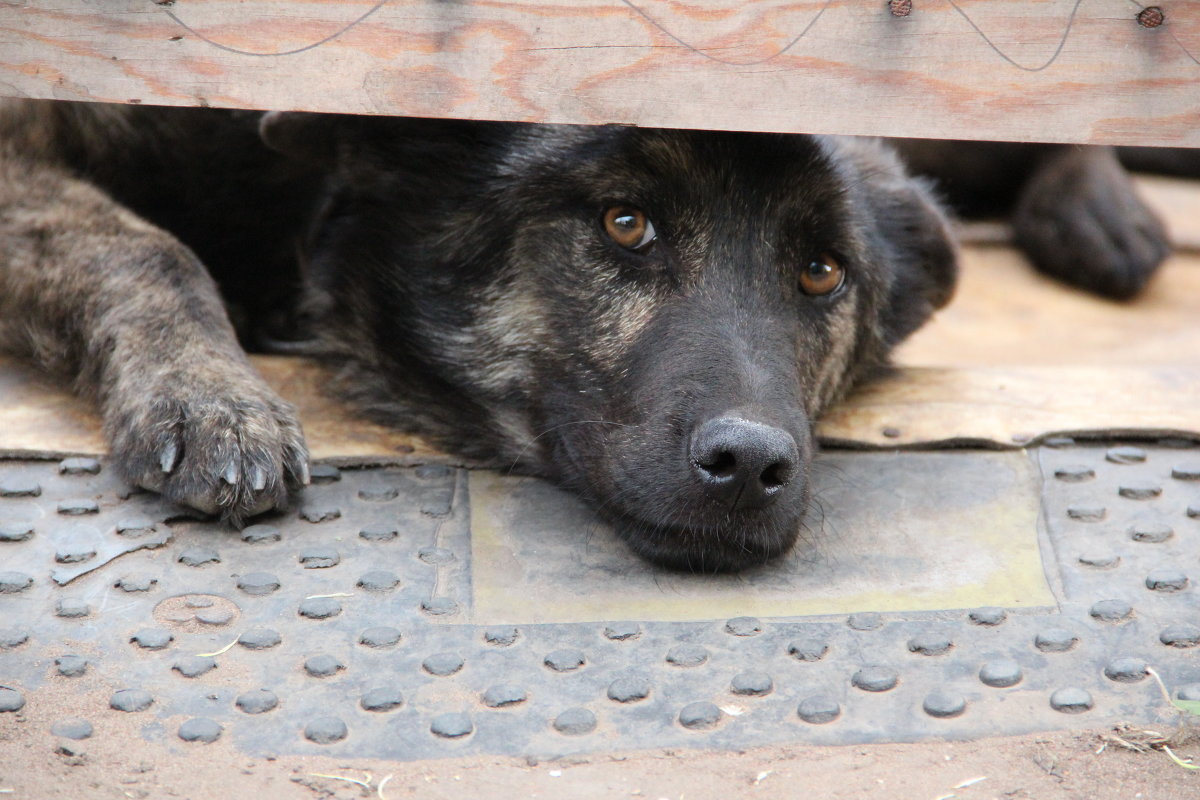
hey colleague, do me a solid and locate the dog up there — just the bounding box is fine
[893,139,1175,299]
[0,100,1172,572]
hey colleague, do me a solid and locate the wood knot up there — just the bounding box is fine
[888,0,913,17]
[1137,6,1165,28]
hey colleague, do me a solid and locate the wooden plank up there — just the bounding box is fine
[817,365,1200,448]
[1,0,1199,145]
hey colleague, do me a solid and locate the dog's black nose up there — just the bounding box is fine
[690,417,798,509]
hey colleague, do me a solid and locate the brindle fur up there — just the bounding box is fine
[0,99,1169,571]
[893,140,1172,299]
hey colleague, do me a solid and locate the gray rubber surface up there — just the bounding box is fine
[0,442,1197,760]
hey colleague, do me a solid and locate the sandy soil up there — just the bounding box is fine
[2,710,1197,800]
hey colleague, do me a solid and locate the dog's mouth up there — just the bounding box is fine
[601,505,804,574]
[549,415,810,572]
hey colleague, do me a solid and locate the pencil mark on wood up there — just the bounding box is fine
[161,0,390,57]
[1168,30,1200,65]
[6,1,1196,145]
[156,0,1200,73]
[944,0,1085,73]
[520,45,683,53]
[616,0,836,66]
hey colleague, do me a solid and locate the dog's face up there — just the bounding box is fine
[264,117,957,572]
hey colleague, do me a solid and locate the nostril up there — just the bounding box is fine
[760,461,787,491]
[697,450,738,480]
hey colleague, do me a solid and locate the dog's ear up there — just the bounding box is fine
[259,111,342,165]
[878,173,958,344]
[259,111,424,173]
[260,112,497,187]
[847,141,958,345]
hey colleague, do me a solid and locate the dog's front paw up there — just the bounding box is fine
[105,368,309,524]
[1013,147,1170,300]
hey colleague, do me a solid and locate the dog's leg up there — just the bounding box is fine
[0,152,308,522]
[1011,146,1170,299]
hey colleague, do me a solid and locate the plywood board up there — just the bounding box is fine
[2,1,1200,146]
[818,365,1200,448]
[838,244,1200,447]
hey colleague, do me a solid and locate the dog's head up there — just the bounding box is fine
[264,116,957,572]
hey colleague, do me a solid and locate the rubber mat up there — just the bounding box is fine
[2,442,1197,759]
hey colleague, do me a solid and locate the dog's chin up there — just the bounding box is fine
[606,509,802,574]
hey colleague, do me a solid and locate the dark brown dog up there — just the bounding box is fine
[0,100,1177,571]
[894,140,1173,299]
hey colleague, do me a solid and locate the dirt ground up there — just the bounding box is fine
[2,714,1198,800]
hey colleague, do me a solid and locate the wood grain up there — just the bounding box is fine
[1,0,1199,145]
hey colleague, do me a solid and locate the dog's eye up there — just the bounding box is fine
[799,254,844,296]
[603,207,657,253]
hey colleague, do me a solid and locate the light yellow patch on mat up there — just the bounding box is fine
[469,451,1054,624]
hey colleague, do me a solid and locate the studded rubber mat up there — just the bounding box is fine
[1,442,1198,759]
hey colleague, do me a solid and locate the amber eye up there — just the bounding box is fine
[603,206,657,252]
[799,254,844,296]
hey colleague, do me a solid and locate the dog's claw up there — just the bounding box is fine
[159,441,178,474]
[294,457,311,487]
[250,464,267,492]
[109,371,307,525]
